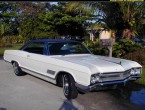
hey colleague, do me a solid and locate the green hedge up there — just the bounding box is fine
[124,49,145,67]
[135,68,145,85]
[83,39,143,57]
[83,39,109,56]
[113,39,143,58]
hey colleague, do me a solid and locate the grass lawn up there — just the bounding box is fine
[135,68,145,86]
[0,43,23,55]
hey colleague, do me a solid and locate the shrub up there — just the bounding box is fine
[0,36,25,48]
[0,42,12,48]
[1,36,25,44]
[83,39,143,58]
[0,41,4,47]
[113,39,143,58]
[83,39,109,56]
[124,49,145,67]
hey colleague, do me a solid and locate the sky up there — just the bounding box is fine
[50,2,58,5]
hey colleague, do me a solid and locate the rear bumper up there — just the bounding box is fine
[75,75,141,93]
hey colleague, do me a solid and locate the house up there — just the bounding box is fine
[86,25,103,41]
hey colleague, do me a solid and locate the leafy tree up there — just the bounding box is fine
[65,2,145,39]
[38,12,85,37]
[13,2,46,39]
[0,2,17,37]
[0,2,90,40]
[38,2,88,38]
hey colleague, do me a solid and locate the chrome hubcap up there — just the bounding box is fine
[63,75,69,96]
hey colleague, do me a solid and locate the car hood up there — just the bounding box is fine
[53,54,141,74]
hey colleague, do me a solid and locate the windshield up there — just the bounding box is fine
[48,42,91,55]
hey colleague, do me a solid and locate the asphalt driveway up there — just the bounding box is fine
[0,59,144,110]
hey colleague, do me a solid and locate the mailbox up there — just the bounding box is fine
[99,29,112,46]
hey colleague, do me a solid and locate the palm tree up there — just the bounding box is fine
[118,2,145,39]
[65,2,145,39]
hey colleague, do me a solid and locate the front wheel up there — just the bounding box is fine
[63,74,78,99]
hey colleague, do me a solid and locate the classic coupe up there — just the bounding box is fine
[4,39,142,99]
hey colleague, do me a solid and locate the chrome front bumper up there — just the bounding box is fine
[75,75,141,93]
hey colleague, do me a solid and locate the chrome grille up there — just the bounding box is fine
[99,70,131,82]
[123,70,131,78]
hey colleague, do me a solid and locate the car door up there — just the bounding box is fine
[22,41,52,76]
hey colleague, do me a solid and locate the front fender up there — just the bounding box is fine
[55,69,91,86]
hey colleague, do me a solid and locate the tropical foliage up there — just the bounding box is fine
[65,2,145,39]
[0,2,145,59]
[0,2,89,42]
[83,39,143,57]
[0,2,145,40]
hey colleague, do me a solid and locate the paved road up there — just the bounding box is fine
[0,60,143,110]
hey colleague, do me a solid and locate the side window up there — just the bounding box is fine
[23,42,45,55]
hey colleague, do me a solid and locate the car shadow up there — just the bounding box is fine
[0,55,3,60]
[110,82,145,99]
[59,99,78,110]
[110,82,145,108]
[75,82,145,110]
[0,108,7,110]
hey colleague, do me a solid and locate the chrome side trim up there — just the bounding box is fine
[4,60,11,63]
[47,69,55,75]
[21,67,56,84]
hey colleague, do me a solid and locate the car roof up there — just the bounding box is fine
[20,39,80,50]
[30,39,80,43]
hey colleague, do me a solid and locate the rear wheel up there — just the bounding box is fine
[12,62,24,76]
[63,74,78,99]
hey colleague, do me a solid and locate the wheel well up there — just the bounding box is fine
[11,61,19,65]
[56,72,75,87]
[11,61,15,64]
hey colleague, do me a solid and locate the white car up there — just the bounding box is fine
[4,39,142,99]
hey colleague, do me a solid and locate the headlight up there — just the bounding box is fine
[90,73,100,84]
[130,69,135,75]
[130,68,141,75]
[135,68,141,74]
